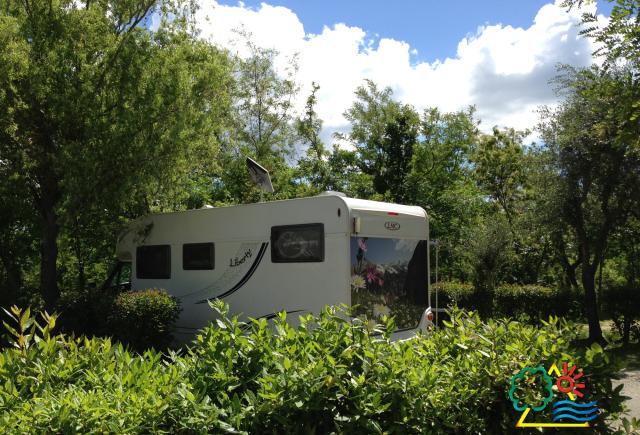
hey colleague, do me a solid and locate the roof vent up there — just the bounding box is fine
[317,191,346,197]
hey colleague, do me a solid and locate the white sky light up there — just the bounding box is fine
[195,0,605,145]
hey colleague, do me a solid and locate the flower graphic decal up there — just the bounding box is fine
[373,303,390,317]
[350,275,366,292]
[366,265,384,286]
[357,238,368,252]
[350,237,427,329]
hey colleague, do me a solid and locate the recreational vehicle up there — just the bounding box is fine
[115,192,434,343]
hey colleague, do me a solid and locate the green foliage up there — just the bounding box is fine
[431,281,476,310]
[409,107,484,280]
[340,80,420,203]
[564,0,640,68]
[1,306,56,354]
[0,1,638,413]
[434,281,579,322]
[603,285,640,345]
[473,127,528,224]
[493,284,575,320]
[0,303,629,433]
[0,307,194,433]
[232,36,298,163]
[295,82,333,194]
[56,284,128,338]
[466,216,514,294]
[212,34,302,204]
[0,0,233,309]
[538,65,640,342]
[107,289,181,351]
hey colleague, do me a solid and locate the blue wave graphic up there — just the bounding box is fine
[552,412,598,422]
[552,400,598,422]
[553,406,598,415]
[553,400,598,408]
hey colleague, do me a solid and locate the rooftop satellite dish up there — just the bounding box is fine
[246,157,274,201]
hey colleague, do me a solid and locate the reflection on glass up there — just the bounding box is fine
[351,237,427,329]
[271,224,324,262]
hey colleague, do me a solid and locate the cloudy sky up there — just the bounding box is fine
[193,0,609,144]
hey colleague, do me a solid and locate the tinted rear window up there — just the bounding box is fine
[351,237,427,330]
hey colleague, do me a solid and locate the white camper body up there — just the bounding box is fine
[115,193,433,343]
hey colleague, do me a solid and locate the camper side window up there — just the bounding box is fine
[136,245,171,279]
[271,223,324,263]
[183,243,215,270]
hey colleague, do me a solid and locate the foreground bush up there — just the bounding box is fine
[0,303,633,434]
[108,289,181,351]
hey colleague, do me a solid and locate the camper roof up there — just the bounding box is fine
[126,193,428,219]
[343,197,426,218]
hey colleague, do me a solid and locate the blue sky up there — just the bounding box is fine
[200,1,611,141]
[217,0,612,63]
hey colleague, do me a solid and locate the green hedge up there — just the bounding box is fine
[433,282,578,321]
[107,289,181,351]
[431,281,476,309]
[602,285,640,344]
[493,284,575,320]
[0,303,632,434]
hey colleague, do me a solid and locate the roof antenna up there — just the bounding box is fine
[246,157,274,202]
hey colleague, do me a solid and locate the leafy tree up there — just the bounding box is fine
[340,80,419,202]
[0,0,233,309]
[232,37,298,163]
[295,82,333,193]
[538,66,640,343]
[212,37,300,203]
[562,0,640,311]
[473,127,528,226]
[378,105,420,203]
[466,216,513,307]
[564,0,640,68]
[471,128,558,285]
[517,145,567,286]
[408,107,483,281]
[324,146,377,198]
[0,162,36,306]
[618,217,640,288]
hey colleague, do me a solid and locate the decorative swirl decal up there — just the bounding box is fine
[195,242,269,303]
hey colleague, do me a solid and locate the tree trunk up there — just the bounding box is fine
[40,205,59,311]
[73,222,86,291]
[553,232,580,289]
[582,264,605,344]
[623,316,631,345]
[34,124,61,311]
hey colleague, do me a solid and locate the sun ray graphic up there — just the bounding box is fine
[556,362,586,398]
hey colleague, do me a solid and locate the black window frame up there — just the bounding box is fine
[136,245,171,279]
[271,223,325,263]
[183,242,215,270]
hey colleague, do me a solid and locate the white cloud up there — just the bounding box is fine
[195,0,605,144]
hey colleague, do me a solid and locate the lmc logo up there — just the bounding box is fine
[384,221,400,231]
